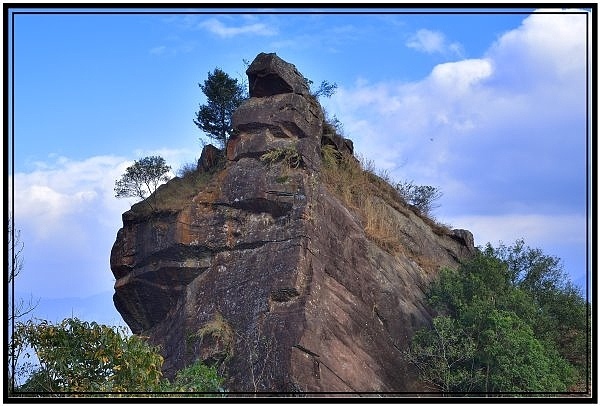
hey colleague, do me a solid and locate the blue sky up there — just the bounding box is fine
[7,7,592,328]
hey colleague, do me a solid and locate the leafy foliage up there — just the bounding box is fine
[13,318,164,393]
[114,156,171,210]
[487,240,588,379]
[405,241,587,394]
[405,316,480,392]
[322,113,344,136]
[313,80,338,99]
[12,318,224,396]
[164,360,224,393]
[176,162,198,178]
[194,68,246,148]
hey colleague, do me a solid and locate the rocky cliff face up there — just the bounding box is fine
[110,52,476,392]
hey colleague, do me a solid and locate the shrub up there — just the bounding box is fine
[197,313,235,361]
[260,146,302,169]
[177,162,198,178]
[163,360,224,394]
[114,156,172,211]
[395,181,442,216]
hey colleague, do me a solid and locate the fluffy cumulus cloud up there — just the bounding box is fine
[325,11,588,282]
[406,28,464,56]
[11,156,130,236]
[10,155,131,298]
[329,10,587,202]
[487,11,587,87]
[9,149,193,299]
[429,59,493,95]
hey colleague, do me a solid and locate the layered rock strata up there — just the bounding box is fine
[110,52,475,392]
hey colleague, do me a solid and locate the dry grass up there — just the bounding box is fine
[197,312,235,360]
[260,145,302,168]
[321,146,404,252]
[320,146,450,254]
[130,168,216,219]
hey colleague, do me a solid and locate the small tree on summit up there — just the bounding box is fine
[194,68,246,149]
[114,156,171,210]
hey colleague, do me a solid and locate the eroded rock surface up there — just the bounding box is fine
[110,52,476,392]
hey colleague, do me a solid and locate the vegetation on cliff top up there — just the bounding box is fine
[114,156,172,212]
[320,141,447,258]
[194,68,246,149]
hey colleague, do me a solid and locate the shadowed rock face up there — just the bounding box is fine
[110,52,475,392]
[246,52,310,98]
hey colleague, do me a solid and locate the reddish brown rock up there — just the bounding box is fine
[322,132,354,156]
[246,52,310,98]
[197,144,223,172]
[110,52,476,393]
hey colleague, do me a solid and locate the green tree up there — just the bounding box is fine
[407,241,584,394]
[12,318,224,395]
[486,240,588,382]
[114,156,171,210]
[194,68,246,149]
[13,318,164,393]
[405,316,481,392]
[477,310,573,392]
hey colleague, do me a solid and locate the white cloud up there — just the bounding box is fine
[406,28,464,56]
[327,11,587,200]
[11,155,132,238]
[447,213,587,248]
[406,29,444,53]
[10,155,139,298]
[429,58,493,94]
[322,12,589,291]
[10,150,201,299]
[199,18,276,38]
[11,149,194,240]
[322,12,589,292]
[487,11,587,82]
[446,212,588,290]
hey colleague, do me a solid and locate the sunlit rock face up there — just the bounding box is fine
[110,52,475,392]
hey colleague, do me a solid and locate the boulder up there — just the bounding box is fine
[246,52,310,98]
[321,132,354,156]
[197,144,224,172]
[228,59,323,170]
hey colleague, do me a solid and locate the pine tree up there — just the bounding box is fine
[194,68,246,149]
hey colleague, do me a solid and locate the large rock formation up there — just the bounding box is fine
[110,52,476,393]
